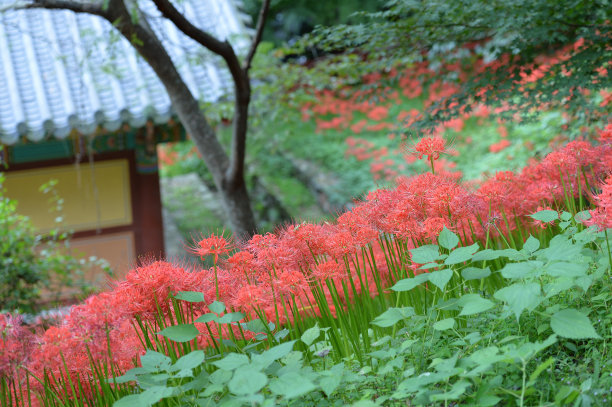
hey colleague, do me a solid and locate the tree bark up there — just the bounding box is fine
[109,1,258,239]
[22,0,262,239]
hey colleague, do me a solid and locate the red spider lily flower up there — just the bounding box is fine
[489,139,511,153]
[586,176,612,230]
[187,233,232,262]
[598,123,612,144]
[413,136,447,161]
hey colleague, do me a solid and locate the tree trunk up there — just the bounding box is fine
[105,2,257,238]
[219,182,257,240]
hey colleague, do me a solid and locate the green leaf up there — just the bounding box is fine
[433,318,456,331]
[550,309,601,339]
[195,313,218,323]
[169,350,205,372]
[462,266,491,280]
[494,283,542,320]
[501,261,543,279]
[217,312,245,324]
[113,394,143,407]
[140,351,171,371]
[530,210,558,223]
[208,300,226,314]
[409,245,441,264]
[457,294,495,316]
[444,243,479,265]
[523,235,540,253]
[428,268,453,290]
[430,380,471,401]
[212,353,250,371]
[529,357,555,384]
[260,340,297,362]
[391,273,429,292]
[545,261,588,278]
[228,367,268,395]
[174,291,205,302]
[269,372,316,399]
[244,318,267,333]
[371,307,415,327]
[209,369,232,385]
[574,210,591,223]
[471,249,501,261]
[157,324,200,343]
[301,324,320,346]
[438,227,459,250]
[139,386,175,405]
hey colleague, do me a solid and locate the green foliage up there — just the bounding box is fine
[240,0,380,44]
[296,0,611,129]
[0,174,110,313]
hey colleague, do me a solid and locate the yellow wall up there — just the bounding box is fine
[4,159,132,232]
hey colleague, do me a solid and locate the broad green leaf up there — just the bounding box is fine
[430,380,471,401]
[208,300,226,314]
[371,307,415,327]
[444,243,479,265]
[195,313,218,323]
[217,312,245,324]
[212,353,249,371]
[139,386,175,405]
[574,210,591,223]
[545,261,588,278]
[244,318,267,333]
[501,261,543,279]
[428,268,453,290]
[419,262,442,270]
[471,249,501,262]
[537,235,582,262]
[457,294,495,316]
[530,210,558,223]
[269,372,316,399]
[438,227,459,250]
[140,351,171,371]
[391,273,429,292]
[433,318,456,331]
[529,357,555,384]
[409,245,441,264]
[550,309,601,339]
[301,324,320,346]
[320,373,342,397]
[169,351,205,372]
[228,367,268,395]
[260,340,296,362]
[494,283,542,320]
[157,324,199,343]
[209,368,232,385]
[544,279,574,298]
[113,394,142,407]
[523,235,540,253]
[462,266,491,280]
[560,211,572,221]
[174,291,205,302]
[473,248,525,262]
[113,367,148,384]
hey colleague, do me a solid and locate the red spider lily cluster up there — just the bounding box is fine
[301,39,608,185]
[2,127,612,403]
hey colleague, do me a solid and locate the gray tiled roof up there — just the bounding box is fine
[0,0,251,145]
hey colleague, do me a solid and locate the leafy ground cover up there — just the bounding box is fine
[1,125,612,406]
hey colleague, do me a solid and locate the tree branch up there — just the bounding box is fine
[3,0,105,16]
[243,0,271,71]
[151,0,240,68]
